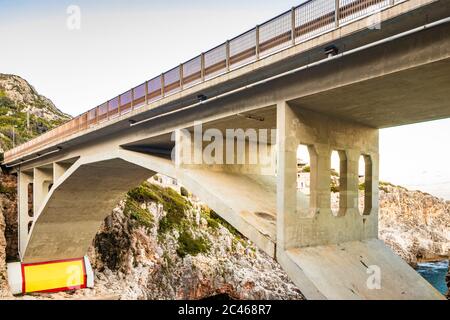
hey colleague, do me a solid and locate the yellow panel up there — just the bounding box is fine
[23,259,85,293]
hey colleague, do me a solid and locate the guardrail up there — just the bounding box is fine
[4,0,401,162]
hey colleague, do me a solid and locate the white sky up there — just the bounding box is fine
[0,1,449,199]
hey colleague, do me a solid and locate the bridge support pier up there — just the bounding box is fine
[275,101,443,299]
[276,101,379,250]
[18,170,33,260]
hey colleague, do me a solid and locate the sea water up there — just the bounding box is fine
[416,260,448,295]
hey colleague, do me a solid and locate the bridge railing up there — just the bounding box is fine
[4,0,404,163]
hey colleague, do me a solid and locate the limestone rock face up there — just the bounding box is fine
[0,173,17,298]
[378,183,450,266]
[0,74,69,122]
[0,202,9,297]
[85,195,303,300]
[0,74,71,152]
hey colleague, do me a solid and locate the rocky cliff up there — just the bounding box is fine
[378,182,450,266]
[84,180,302,300]
[0,74,70,152]
[0,173,16,298]
[0,74,68,297]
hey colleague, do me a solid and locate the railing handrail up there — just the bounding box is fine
[4,0,402,162]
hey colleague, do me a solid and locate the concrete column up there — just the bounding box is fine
[276,106,379,249]
[366,153,379,216]
[340,149,360,215]
[33,167,53,216]
[276,101,298,252]
[309,144,331,214]
[370,153,380,235]
[18,170,33,259]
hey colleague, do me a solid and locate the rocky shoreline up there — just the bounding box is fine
[378,182,449,267]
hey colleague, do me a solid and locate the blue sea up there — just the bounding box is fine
[416,260,449,295]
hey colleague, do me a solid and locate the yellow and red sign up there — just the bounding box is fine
[7,256,94,295]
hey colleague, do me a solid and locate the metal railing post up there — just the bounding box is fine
[335,0,340,28]
[201,53,205,81]
[226,41,230,71]
[161,73,165,97]
[291,7,296,45]
[131,88,134,110]
[145,81,148,105]
[255,26,260,59]
[179,64,183,90]
[389,0,394,5]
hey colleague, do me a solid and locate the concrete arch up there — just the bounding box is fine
[23,149,278,263]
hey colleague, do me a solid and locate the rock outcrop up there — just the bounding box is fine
[85,180,303,300]
[0,74,71,152]
[11,180,303,300]
[0,74,69,122]
[0,173,17,298]
[378,182,450,266]
[0,197,10,297]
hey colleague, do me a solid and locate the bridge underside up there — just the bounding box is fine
[8,4,450,299]
[23,152,281,262]
[290,58,450,128]
[18,104,444,299]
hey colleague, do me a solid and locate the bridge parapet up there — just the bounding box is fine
[4,0,410,164]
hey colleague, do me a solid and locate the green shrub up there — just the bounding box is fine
[176,230,210,258]
[180,186,189,197]
[300,165,310,173]
[206,217,219,229]
[123,198,154,229]
[127,182,162,203]
[0,182,16,197]
[209,210,244,239]
[0,96,14,109]
[126,182,190,234]
[200,208,223,231]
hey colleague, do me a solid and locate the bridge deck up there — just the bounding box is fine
[4,0,435,165]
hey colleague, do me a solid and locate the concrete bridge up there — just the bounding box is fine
[3,0,450,299]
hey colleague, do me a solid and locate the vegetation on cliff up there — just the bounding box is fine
[126,181,211,258]
[0,74,70,152]
[87,178,303,300]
